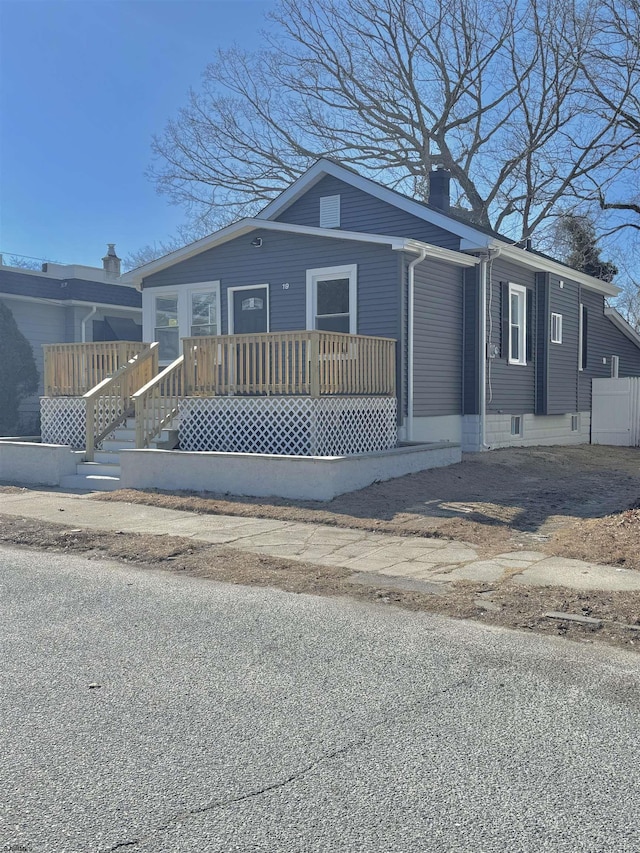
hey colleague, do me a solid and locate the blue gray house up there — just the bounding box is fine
[0,246,141,433]
[119,159,640,453]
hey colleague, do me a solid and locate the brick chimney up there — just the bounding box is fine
[102,244,121,277]
[429,167,451,212]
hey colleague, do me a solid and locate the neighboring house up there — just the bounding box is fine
[119,159,640,452]
[0,246,142,433]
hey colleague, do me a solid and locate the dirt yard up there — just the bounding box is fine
[96,445,640,569]
[2,445,640,652]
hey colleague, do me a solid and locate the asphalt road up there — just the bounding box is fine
[1,544,639,853]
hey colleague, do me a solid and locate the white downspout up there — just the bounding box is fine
[81,306,98,342]
[479,255,489,450]
[407,248,428,441]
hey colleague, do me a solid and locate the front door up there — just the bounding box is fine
[232,286,269,334]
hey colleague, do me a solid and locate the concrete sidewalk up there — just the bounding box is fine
[1,488,640,592]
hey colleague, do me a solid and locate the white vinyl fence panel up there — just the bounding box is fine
[591,378,640,446]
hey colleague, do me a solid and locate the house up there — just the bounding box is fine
[0,246,142,433]
[27,160,640,497]
[119,159,640,452]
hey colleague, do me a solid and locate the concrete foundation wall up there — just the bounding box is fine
[0,440,81,486]
[408,415,462,445]
[120,442,461,501]
[462,413,591,451]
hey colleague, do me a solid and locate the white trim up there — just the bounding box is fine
[604,306,640,348]
[611,355,620,378]
[227,284,270,334]
[495,245,619,297]
[508,283,527,366]
[550,312,563,344]
[305,265,357,334]
[188,282,222,338]
[143,281,221,360]
[120,218,479,286]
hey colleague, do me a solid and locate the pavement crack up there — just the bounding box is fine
[104,674,471,851]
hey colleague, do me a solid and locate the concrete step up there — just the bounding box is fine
[94,450,122,464]
[76,461,121,477]
[110,427,136,441]
[60,474,122,491]
[152,428,179,450]
[101,438,135,452]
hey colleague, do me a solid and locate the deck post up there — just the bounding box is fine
[309,332,320,398]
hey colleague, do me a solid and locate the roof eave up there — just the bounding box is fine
[604,306,640,348]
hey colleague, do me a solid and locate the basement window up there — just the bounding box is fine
[571,414,579,431]
[511,415,522,436]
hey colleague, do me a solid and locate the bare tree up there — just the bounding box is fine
[150,0,636,240]
[579,0,640,233]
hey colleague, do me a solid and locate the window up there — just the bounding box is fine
[550,313,563,344]
[190,291,218,336]
[579,304,588,370]
[511,415,522,436]
[320,195,340,228]
[508,284,527,365]
[154,295,179,361]
[306,265,357,334]
[571,414,579,431]
[611,355,620,378]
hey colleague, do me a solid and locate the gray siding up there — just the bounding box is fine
[143,228,401,340]
[462,266,480,415]
[486,258,536,414]
[274,175,462,250]
[546,274,580,414]
[1,296,66,430]
[577,289,640,411]
[412,260,464,417]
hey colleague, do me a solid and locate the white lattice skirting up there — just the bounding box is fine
[179,396,398,456]
[40,397,86,449]
[40,397,124,449]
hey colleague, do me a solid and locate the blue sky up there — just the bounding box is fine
[0,0,275,268]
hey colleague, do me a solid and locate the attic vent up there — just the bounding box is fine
[320,195,340,228]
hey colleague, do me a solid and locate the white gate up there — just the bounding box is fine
[591,378,640,446]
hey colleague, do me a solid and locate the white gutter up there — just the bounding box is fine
[406,248,428,441]
[81,306,97,342]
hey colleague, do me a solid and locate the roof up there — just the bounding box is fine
[258,159,619,297]
[120,218,479,285]
[0,267,141,309]
[604,307,640,348]
[120,158,619,297]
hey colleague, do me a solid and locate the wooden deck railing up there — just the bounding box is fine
[84,344,159,461]
[132,355,185,449]
[182,331,396,398]
[43,341,148,397]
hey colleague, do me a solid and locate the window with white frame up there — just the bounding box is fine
[550,312,563,344]
[306,264,357,334]
[508,283,527,365]
[190,290,219,336]
[154,295,179,361]
[145,281,221,362]
[611,355,620,378]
